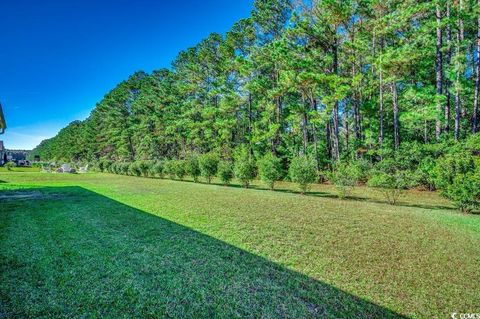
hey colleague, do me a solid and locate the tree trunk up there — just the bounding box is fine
[273,94,282,155]
[310,95,320,170]
[248,93,253,136]
[473,0,480,133]
[435,3,443,139]
[455,87,461,141]
[332,33,340,160]
[248,92,254,156]
[351,24,361,142]
[272,63,282,155]
[445,2,452,133]
[379,37,385,147]
[345,118,350,152]
[391,82,400,150]
[454,0,464,141]
[302,96,309,155]
[326,120,332,160]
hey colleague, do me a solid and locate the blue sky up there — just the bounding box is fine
[0,0,253,150]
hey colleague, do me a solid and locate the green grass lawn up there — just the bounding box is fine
[0,166,40,173]
[1,172,479,318]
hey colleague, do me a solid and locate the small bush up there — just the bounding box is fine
[163,160,177,179]
[435,152,480,212]
[234,147,256,188]
[288,156,317,194]
[367,169,414,205]
[4,161,16,171]
[138,161,153,177]
[328,162,361,199]
[218,161,234,185]
[97,160,106,172]
[152,161,164,178]
[110,162,120,174]
[199,153,219,183]
[414,157,437,191]
[174,160,187,180]
[352,158,372,183]
[185,154,201,182]
[257,153,283,190]
[100,160,113,173]
[119,162,130,175]
[128,162,142,177]
[435,152,475,190]
[107,162,116,174]
[443,172,480,213]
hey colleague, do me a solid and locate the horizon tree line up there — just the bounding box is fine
[31,0,480,168]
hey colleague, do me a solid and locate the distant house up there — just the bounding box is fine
[0,102,7,165]
[0,141,6,165]
[6,150,30,166]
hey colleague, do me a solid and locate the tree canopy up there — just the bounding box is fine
[31,0,480,169]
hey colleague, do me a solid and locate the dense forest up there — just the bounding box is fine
[32,0,480,211]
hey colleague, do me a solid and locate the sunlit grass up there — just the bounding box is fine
[0,166,40,173]
[1,172,479,318]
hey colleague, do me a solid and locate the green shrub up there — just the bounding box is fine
[443,172,480,213]
[110,162,120,174]
[138,161,153,177]
[217,161,234,185]
[163,160,177,179]
[435,152,480,212]
[352,158,372,183]
[464,133,480,153]
[152,161,164,178]
[435,152,476,190]
[414,157,437,191]
[174,160,187,180]
[119,162,130,175]
[199,153,219,183]
[288,156,317,194]
[185,154,201,182]
[128,162,142,177]
[257,153,283,190]
[97,160,106,172]
[328,162,361,199]
[100,160,113,173]
[234,147,256,188]
[32,162,51,169]
[86,161,98,172]
[367,169,414,205]
[108,162,116,174]
[4,161,16,171]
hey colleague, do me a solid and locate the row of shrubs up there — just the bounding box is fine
[92,150,312,192]
[86,137,480,213]
[326,148,480,213]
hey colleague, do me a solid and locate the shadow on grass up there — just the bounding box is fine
[0,186,407,318]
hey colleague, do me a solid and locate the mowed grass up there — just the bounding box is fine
[1,173,479,318]
[0,167,40,173]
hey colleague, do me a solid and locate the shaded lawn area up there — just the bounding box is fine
[1,173,480,318]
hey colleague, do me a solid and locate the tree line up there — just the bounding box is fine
[31,0,480,211]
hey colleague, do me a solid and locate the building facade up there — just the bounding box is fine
[0,102,7,165]
[0,141,6,165]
